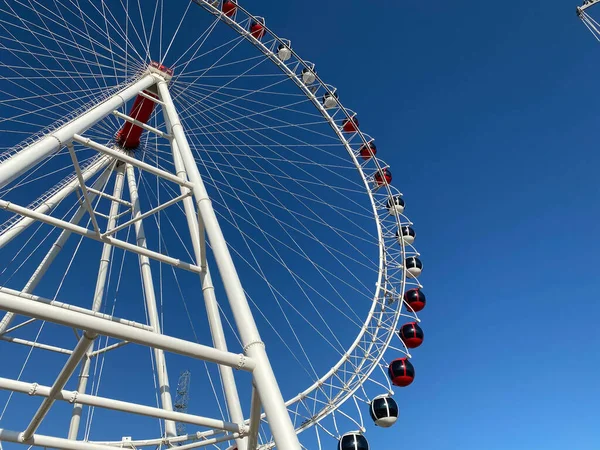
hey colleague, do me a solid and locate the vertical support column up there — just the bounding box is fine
[156,79,301,450]
[169,130,247,450]
[0,163,114,335]
[68,163,126,440]
[125,162,177,439]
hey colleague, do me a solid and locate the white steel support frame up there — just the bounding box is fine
[68,163,126,440]
[167,121,248,450]
[156,78,302,449]
[125,162,177,438]
[0,74,157,190]
[0,162,115,334]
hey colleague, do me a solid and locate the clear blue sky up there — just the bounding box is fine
[1,1,600,449]
[260,0,600,448]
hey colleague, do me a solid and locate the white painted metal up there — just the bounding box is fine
[125,162,177,438]
[0,335,72,355]
[102,191,191,237]
[0,289,255,370]
[0,198,203,273]
[68,164,126,440]
[247,386,262,450]
[0,74,156,189]
[0,164,114,334]
[22,331,98,441]
[157,78,302,450]
[67,144,101,234]
[0,286,154,332]
[73,135,194,189]
[168,131,248,450]
[0,378,243,433]
[0,155,110,250]
[112,110,170,139]
[0,429,124,450]
[579,0,600,12]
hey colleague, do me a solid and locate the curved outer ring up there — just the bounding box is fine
[188,0,421,443]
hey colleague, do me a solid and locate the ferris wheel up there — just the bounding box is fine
[0,1,429,449]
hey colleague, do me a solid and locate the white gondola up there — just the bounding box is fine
[386,195,405,216]
[369,395,399,427]
[338,432,369,450]
[405,256,423,278]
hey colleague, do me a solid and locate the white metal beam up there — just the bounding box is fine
[0,74,157,189]
[0,155,110,250]
[125,162,177,438]
[0,199,202,273]
[69,164,125,440]
[157,75,301,450]
[167,123,248,450]
[22,331,98,441]
[73,135,194,189]
[0,164,114,334]
[0,289,254,370]
[0,378,243,434]
[0,429,123,450]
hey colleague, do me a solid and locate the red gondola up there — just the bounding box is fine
[342,116,359,133]
[250,18,265,40]
[222,0,237,17]
[403,288,426,312]
[388,357,415,387]
[398,322,424,348]
[374,168,392,186]
[359,142,377,160]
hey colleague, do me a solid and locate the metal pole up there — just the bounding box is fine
[68,164,126,440]
[125,162,177,438]
[22,331,98,441]
[1,378,242,434]
[0,74,157,189]
[168,131,248,450]
[0,289,255,371]
[156,79,301,449]
[247,385,262,450]
[0,164,114,334]
[0,155,110,250]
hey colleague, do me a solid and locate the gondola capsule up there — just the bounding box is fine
[398,322,424,348]
[338,432,369,450]
[222,0,237,17]
[404,256,422,278]
[302,67,316,84]
[359,142,376,160]
[396,226,415,245]
[369,396,398,427]
[342,116,359,133]
[388,357,415,387]
[374,168,392,186]
[403,288,426,312]
[322,91,339,109]
[250,18,266,40]
[277,43,292,61]
[386,195,404,215]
